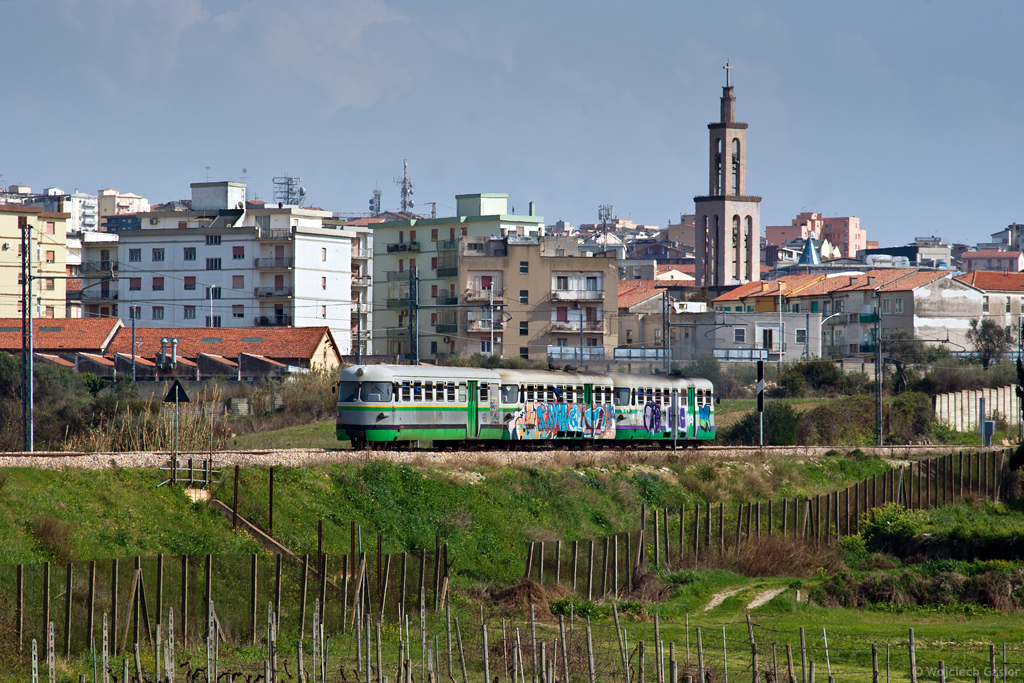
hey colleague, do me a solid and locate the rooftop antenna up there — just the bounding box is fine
[241,167,249,183]
[599,204,613,246]
[368,187,382,216]
[205,165,211,181]
[273,173,306,206]
[394,159,414,212]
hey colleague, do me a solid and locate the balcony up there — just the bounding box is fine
[465,287,503,302]
[386,297,412,309]
[254,257,294,269]
[437,239,458,252]
[257,228,293,241]
[353,275,372,286]
[353,248,372,259]
[80,289,118,301]
[387,271,414,282]
[859,343,879,354]
[435,323,458,333]
[435,294,458,306]
[467,319,503,332]
[547,346,605,361]
[437,267,458,278]
[386,327,410,339]
[81,260,119,273]
[386,241,420,253]
[254,315,293,327]
[254,287,294,298]
[550,320,605,333]
[551,289,603,301]
[614,348,670,361]
[859,314,876,323]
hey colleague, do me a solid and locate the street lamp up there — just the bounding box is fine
[818,312,841,358]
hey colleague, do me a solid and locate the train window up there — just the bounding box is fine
[423,381,433,402]
[399,384,411,402]
[480,385,489,402]
[654,389,662,404]
[614,388,630,406]
[338,382,360,402]
[501,385,519,403]
[446,383,456,402]
[412,382,422,401]
[458,384,467,402]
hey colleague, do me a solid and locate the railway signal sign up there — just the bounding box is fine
[164,380,190,403]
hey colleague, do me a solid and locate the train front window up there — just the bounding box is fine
[359,382,392,402]
[338,382,360,402]
[501,384,519,403]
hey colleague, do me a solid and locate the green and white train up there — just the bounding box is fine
[336,364,715,448]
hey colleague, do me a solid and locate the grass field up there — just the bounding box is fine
[228,418,340,450]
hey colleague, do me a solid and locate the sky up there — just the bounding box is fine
[1,0,1022,247]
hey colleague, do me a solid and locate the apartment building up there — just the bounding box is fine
[370,193,545,360]
[765,212,866,259]
[97,189,150,224]
[0,205,69,318]
[324,216,373,356]
[81,181,364,353]
[451,235,618,365]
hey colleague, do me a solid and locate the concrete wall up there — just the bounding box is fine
[934,385,1018,432]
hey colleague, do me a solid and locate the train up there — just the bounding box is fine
[336,364,716,448]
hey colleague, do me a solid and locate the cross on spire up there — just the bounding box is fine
[723,59,733,87]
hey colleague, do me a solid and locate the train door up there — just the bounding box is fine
[687,387,696,439]
[467,380,479,438]
[670,390,679,443]
[583,384,594,439]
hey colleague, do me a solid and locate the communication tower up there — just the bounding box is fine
[272,174,307,206]
[369,188,382,216]
[394,160,414,212]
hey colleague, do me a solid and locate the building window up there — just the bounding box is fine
[205,316,222,327]
[734,328,745,343]
[129,249,142,262]
[481,340,492,353]
[586,338,598,347]
[206,258,222,270]
[431,257,438,269]
[811,301,819,313]
[430,341,438,354]
[520,261,529,274]
[796,329,807,344]
[882,298,890,314]
[557,276,568,290]
[152,248,165,262]
[585,276,597,291]
[982,296,989,312]
[129,278,141,291]
[205,235,221,245]
[792,303,800,313]
[520,321,528,336]
[461,227,467,237]
[431,229,438,242]
[410,230,416,242]
[45,222,55,235]
[1007,297,1012,313]
[153,277,164,291]
[232,246,245,260]
[557,338,567,347]
[520,290,529,304]
[207,286,221,300]
[431,285,438,297]
[44,278,55,291]
[556,249,565,257]
[895,297,904,314]
[322,247,327,261]
[322,305,327,318]
[520,347,529,359]
[128,306,140,319]
[152,306,164,320]
[44,306,54,318]
[184,306,196,320]
[232,305,244,319]
[322,276,327,290]
[184,276,196,291]
[183,247,196,261]
[45,250,55,263]
[178,221,187,230]
[824,301,831,315]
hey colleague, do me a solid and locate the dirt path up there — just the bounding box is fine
[746,587,786,609]
[704,587,743,611]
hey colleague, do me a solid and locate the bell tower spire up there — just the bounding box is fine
[694,63,762,289]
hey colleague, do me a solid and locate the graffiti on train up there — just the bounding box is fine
[698,405,714,433]
[643,402,689,434]
[508,401,616,440]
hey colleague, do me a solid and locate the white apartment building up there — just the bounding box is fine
[97,188,150,222]
[81,181,365,353]
[370,193,544,360]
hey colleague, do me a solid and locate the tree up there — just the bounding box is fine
[966,318,1014,369]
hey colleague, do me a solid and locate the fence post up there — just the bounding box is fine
[871,643,879,683]
[747,614,759,683]
[571,540,578,592]
[179,555,186,647]
[799,627,807,683]
[250,554,258,646]
[63,563,72,657]
[908,628,917,683]
[43,561,50,661]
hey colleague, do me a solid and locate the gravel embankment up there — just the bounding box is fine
[0,444,1001,471]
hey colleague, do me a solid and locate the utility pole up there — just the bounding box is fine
[875,295,883,446]
[778,283,784,373]
[355,301,362,364]
[131,314,137,381]
[408,267,419,364]
[662,290,669,374]
[19,215,33,452]
[489,287,495,357]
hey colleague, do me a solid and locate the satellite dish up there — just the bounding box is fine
[299,187,307,196]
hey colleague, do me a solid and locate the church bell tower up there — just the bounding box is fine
[694,62,761,289]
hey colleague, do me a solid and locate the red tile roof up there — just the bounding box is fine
[79,352,114,367]
[0,318,122,353]
[66,278,82,292]
[962,249,1023,259]
[104,326,336,365]
[875,271,947,292]
[618,280,665,308]
[954,271,1024,292]
[713,274,825,302]
[36,353,75,368]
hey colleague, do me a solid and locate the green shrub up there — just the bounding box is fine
[722,402,800,446]
[861,503,925,552]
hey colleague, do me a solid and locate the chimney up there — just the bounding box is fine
[170,338,179,365]
[159,338,168,367]
[761,282,768,292]
[848,276,857,287]
[528,202,535,216]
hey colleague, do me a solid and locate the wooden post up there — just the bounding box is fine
[693,502,700,563]
[538,541,545,584]
[555,539,562,586]
[249,554,258,646]
[746,614,759,683]
[299,554,308,640]
[872,643,879,683]
[586,540,594,602]
[42,561,50,660]
[768,499,773,537]
[268,466,274,537]
[601,536,610,597]
[736,504,743,547]
[800,627,807,683]
[613,535,619,596]
[274,553,282,632]
[782,499,788,537]
[434,537,442,611]
[719,503,725,550]
[586,618,596,683]
[696,627,705,683]
[63,563,72,657]
[664,507,670,563]
[571,540,578,591]
[705,501,712,550]
[786,645,796,683]
[925,459,931,509]
[654,510,660,566]
[626,532,633,591]
[756,501,761,538]
[85,561,94,654]
[679,503,685,564]
[179,555,186,647]
[232,465,240,529]
[959,452,964,499]
[990,644,996,683]
[204,554,213,641]
[908,628,917,683]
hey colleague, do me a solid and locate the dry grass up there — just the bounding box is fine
[681,535,846,578]
[32,514,75,564]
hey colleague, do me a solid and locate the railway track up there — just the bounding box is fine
[0,443,997,471]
